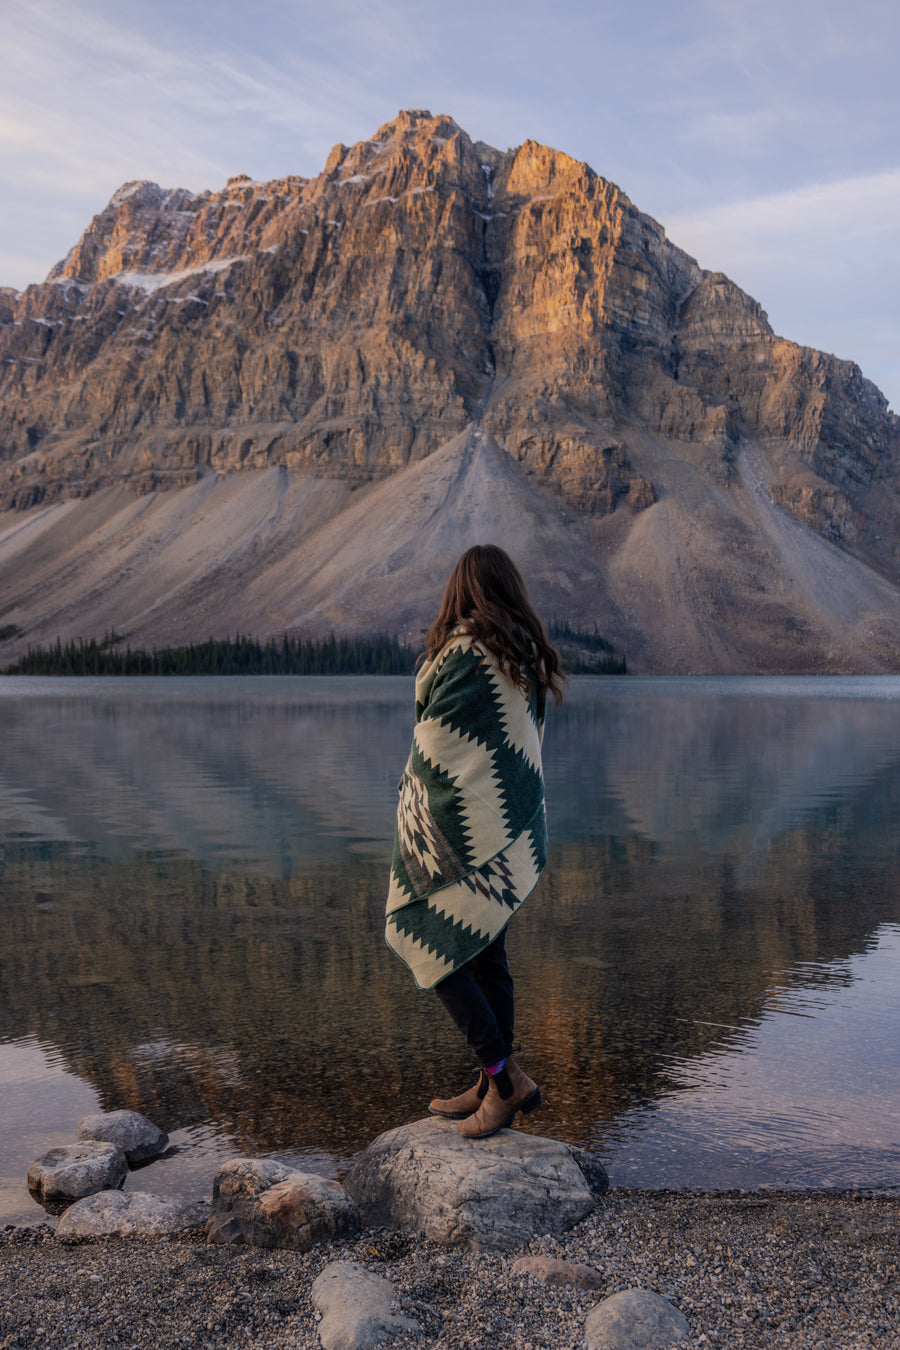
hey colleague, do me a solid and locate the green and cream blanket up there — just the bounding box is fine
[385,633,547,989]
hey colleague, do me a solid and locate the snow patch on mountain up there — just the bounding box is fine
[112,258,247,294]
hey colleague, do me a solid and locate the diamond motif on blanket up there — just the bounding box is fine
[397,773,465,891]
[461,851,518,910]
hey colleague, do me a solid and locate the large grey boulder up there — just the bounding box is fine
[311,1261,420,1350]
[76,1109,168,1164]
[27,1142,128,1203]
[206,1158,359,1251]
[57,1191,209,1238]
[585,1289,690,1350]
[343,1116,608,1250]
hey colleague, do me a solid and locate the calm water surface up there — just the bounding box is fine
[1,675,899,1224]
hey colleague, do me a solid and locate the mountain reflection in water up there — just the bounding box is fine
[1,675,899,1222]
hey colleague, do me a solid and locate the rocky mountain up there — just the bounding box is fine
[1,109,899,672]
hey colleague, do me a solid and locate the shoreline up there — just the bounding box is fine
[3,1186,898,1349]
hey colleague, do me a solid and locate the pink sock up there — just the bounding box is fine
[484,1057,507,1076]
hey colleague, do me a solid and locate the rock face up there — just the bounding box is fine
[76,1110,168,1164]
[0,109,896,522]
[206,1157,360,1251]
[310,1261,421,1350]
[56,1190,209,1238]
[343,1116,609,1250]
[0,109,899,674]
[27,1142,128,1203]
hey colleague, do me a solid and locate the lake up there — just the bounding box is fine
[1,675,899,1225]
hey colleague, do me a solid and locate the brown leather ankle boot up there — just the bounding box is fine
[458,1058,542,1139]
[428,1069,489,1119]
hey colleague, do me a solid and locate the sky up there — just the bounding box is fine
[2,0,898,409]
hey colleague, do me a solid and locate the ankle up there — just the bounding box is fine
[490,1064,514,1099]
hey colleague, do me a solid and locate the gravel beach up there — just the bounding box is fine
[2,1188,898,1349]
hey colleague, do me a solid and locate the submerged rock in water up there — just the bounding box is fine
[27,1143,128,1202]
[206,1158,360,1251]
[76,1110,169,1164]
[343,1116,609,1250]
[57,1190,209,1238]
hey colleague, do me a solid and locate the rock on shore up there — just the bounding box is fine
[311,1260,421,1349]
[206,1158,360,1251]
[76,1109,168,1164]
[26,1142,128,1204]
[585,1288,690,1349]
[344,1116,609,1249]
[56,1191,209,1239]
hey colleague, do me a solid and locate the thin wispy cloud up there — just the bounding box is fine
[669,168,900,261]
[668,168,900,405]
[1,0,404,191]
[0,0,403,278]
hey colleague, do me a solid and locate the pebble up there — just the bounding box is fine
[1,1188,898,1348]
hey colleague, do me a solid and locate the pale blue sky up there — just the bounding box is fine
[2,0,898,408]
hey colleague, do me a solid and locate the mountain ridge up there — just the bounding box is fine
[0,109,898,673]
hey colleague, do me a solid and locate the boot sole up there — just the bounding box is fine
[427,1105,471,1119]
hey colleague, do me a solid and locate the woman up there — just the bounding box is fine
[385,544,565,1139]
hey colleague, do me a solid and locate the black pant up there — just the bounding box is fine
[434,928,514,1067]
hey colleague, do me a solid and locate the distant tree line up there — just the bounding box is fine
[4,632,419,676]
[4,623,627,677]
[547,619,627,675]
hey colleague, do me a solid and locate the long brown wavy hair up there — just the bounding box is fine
[424,544,566,705]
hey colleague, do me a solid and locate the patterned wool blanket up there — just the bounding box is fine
[385,633,547,989]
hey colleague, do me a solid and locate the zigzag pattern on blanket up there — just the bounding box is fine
[387,810,546,987]
[386,635,547,990]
